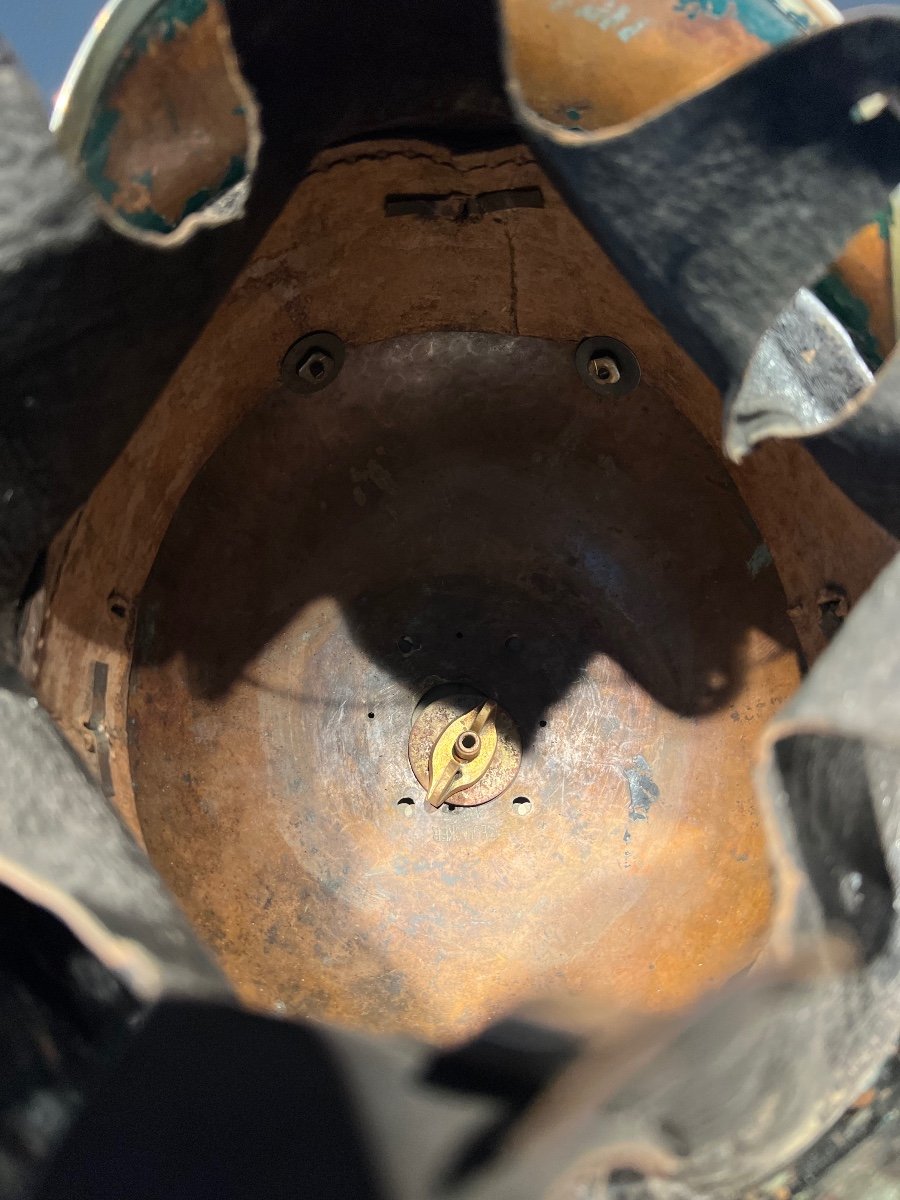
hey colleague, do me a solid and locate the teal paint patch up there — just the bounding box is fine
[119,208,174,233]
[182,155,246,218]
[182,187,213,217]
[747,543,773,578]
[124,0,208,62]
[83,119,247,236]
[814,273,884,372]
[160,0,207,38]
[563,105,587,131]
[81,105,122,203]
[218,154,245,192]
[673,0,809,46]
[77,0,249,235]
[875,208,891,242]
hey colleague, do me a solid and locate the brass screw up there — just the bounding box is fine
[454,730,482,763]
[588,354,621,385]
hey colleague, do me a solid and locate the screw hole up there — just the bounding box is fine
[460,733,477,749]
[397,797,415,806]
[539,719,547,728]
[368,711,375,719]
[455,631,463,639]
[108,592,128,619]
[512,796,532,816]
[397,635,416,655]
[817,583,849,639]
[576,336,640,396]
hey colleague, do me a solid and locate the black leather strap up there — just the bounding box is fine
[519,15,900,396]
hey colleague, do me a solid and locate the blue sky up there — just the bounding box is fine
[2,1,102,106]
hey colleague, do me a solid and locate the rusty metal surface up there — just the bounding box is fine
[502,0,831,133]
[53,0,258,241]
[29,136,895,824]
[127,332,800,1044]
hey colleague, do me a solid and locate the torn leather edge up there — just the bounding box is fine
[504,8,900,544]
[749,550,900,1178]
[502,13,900,396]
[731,329,900,539]
[50,0,261,247]
[725,288,875,461]
[0,673,230,1005]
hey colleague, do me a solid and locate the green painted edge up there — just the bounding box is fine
[813,272,884,372]
[79,0,250,235]
[672,0,810,48]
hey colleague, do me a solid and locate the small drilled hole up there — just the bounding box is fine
[397,797,415,806]
[512,796,532,816]
[397,635,415,655]
[368,711,375,719]
[455,631,463,639]
[108,592,128,619]
[460,733,477,749]
[539,719,547,728]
